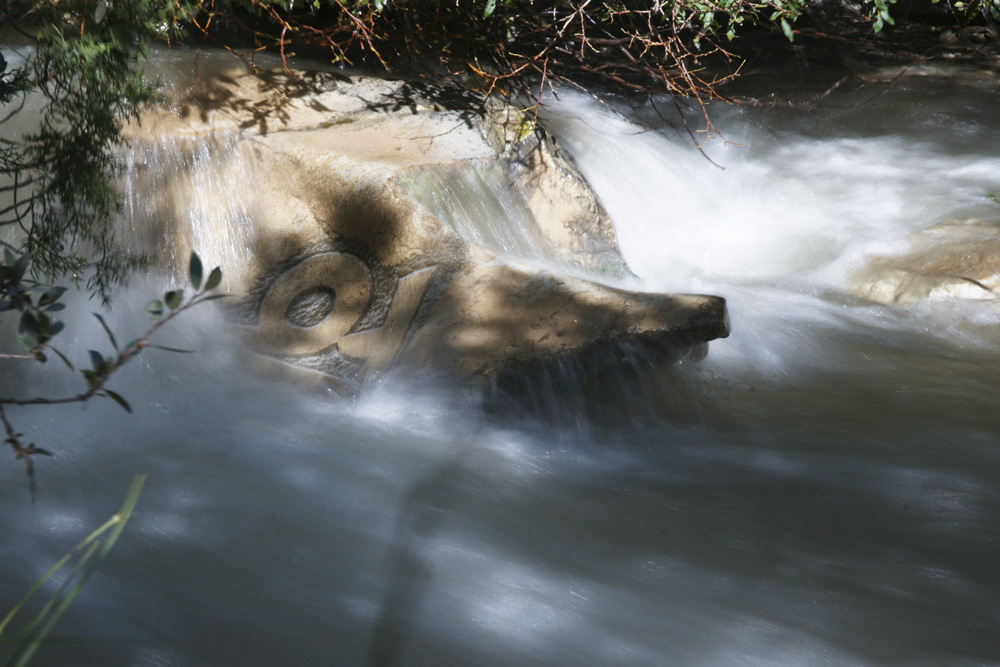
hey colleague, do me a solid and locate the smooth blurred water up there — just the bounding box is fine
[2,62,1000,667]
[400,162,549,263]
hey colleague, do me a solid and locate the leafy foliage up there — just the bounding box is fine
[1,252,224,490]
[178,0,997,135]
[1,0,195,297]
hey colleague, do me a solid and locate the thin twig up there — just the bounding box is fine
[0,290,217,408]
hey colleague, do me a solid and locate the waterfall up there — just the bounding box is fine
[119,133,260,289]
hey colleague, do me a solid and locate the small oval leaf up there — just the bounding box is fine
[146,300,164,320]
[17,333,36,350]
[205,267,223,291]
[164,290,183,310]
[18,310,39,336]
[189,252,203,290]
[38,286,67,307]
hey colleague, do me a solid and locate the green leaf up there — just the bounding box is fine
[10,291,28,312]
[189,252,203,290]
[19,310,39,336]
[17,333,36,351]
[149,344,194,354]
[38,287,67,307]
[50,347,75,371]
[93,313,119,351]
[164,290,184,310]
[484,0,497,18]
[82,370,101,389]
[205,267,223,291]
[781,19,794,41]
[146,300,164,320]
[12,253,29,282]
[37,312,51,336]
[88,350,105,372]
[103,389,132,414]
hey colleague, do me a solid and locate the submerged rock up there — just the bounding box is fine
[847,218,1000,306]
[130,67,728,384]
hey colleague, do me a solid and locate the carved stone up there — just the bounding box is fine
[128,67,729,384]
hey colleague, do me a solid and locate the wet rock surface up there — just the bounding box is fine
[848,218,1000,306]
[131,67,729,383]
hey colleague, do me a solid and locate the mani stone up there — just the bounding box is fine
[130,66,729,383]
[847,218,1000,306]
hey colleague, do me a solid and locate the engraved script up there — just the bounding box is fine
[257,252,436,374]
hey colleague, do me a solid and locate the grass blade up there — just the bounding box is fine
[0,475,146,666]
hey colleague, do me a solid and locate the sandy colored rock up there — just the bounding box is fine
[125,67,728,384]
[402,259,727,376]
[847,218,1000,306]
[485,101,622,269]
[137,67,622,271]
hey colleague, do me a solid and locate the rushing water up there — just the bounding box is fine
[2,60,1000,666]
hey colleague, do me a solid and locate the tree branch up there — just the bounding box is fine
[0,287,220,408]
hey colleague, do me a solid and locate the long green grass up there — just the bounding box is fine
[0,475,146,667]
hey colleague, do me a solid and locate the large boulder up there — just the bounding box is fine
[127,66,729,385]
[847,218,1000,306]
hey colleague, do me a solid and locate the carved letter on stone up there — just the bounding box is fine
[257,252,435,374]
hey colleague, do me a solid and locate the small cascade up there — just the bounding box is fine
[541,88,1000,384]
[399,161,550,263]
[118,132,260,288]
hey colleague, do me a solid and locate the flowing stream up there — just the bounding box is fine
[2,56,1000,666]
